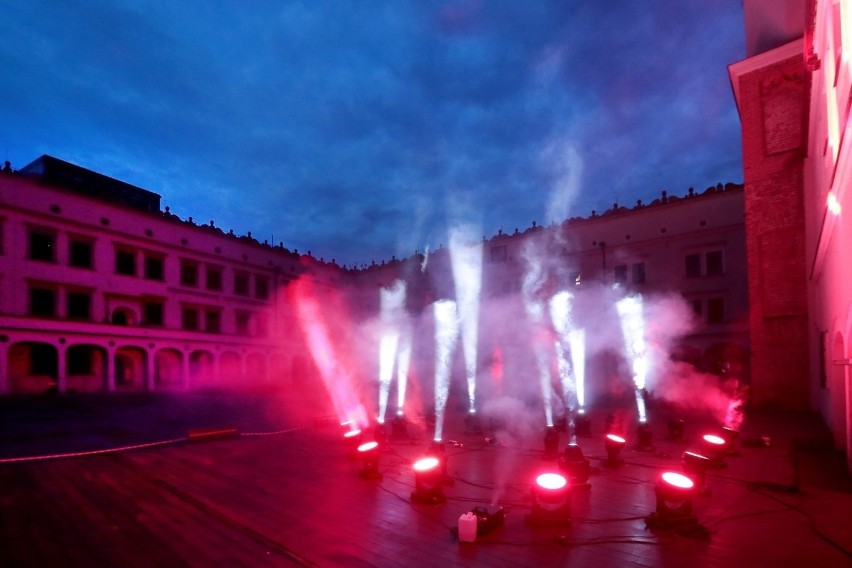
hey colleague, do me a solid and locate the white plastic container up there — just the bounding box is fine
[458,512,478,543]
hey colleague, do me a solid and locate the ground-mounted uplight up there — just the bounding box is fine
[700,433,728,468]
[526,472,572,525]
[391,413,409,440]
[411,456,445,504]
[464,409,482,434]
[573,410,591,438]
[604,433,626,467]
[667,417,685,442]
[356,441,382,480]
[543,426,560,460]
[343,429,363,458]
[645,471,699,529]
[682,451,712,495]
[720,426,739,451]
[558,443,591,490]
[636,422,654,451]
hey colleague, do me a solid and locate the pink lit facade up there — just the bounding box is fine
[0,157,315,394]
[730,0,852,470]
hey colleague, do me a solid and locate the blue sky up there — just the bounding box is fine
[1,1,746,267]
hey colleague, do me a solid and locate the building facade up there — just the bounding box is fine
[0,156,323,395]
[730,0,852,470]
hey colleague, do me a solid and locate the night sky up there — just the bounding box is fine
[1,1,746,267]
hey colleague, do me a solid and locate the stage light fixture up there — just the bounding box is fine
[559,443,591,489]
[356,441,382,480]
[636,422,654,451]
[343,429,363,458]
[427,441,453,485]
[700,434,728,468]
[667,418,685,442]
[604,433,626,467]
[526,472,571,525]
[543,426,560,460]
[574,411,592,438]
[682,451,711,495]
[720,426,739,450]
[646,471,698,529]
[411,456,445,504]
[391,414,409,440]
[464,410,482,434]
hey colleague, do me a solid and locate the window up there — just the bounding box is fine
[115,249,136,276]
[256,313,269,337]
[632,263,646,284]
[205,310,221,334]
[491,245,507,263]
[143,301,164,326]
[685,253,701,277]
[144,254,164,281]
[180,260,198,287]
[614,265,628,284]
[30,287,56,317]
[707,298,725,323]
[206,266,223,291]
[67,349,92,376]
[69,240,93,269]
[67,291,91,320]
[29,230,55,262]
[255,276,269,300]
[690,300,703,318]
[234,271,249,296]
[706,250,724,276]
[182,307,199,330]
[235,311,251,335]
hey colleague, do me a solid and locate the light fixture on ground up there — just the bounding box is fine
[411,456,445,504]
[700,434,728,468]
[391,412,409,440]
[343,429,363,458]
[573,410,591,438]
[636,421,653,451]
[682,451,711,495]
[464,410,482,434]
[645,471,699,529]
[427,441,454,485]
[526,472,572,525]
[356,441,382,480]
[559,443,591,490]
[720,426,739,452]
[543,426,560,460]
[604,433,626,467]
[667,418,685,442]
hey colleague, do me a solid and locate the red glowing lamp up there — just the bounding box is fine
[527,472,571,525]
[357,441,378,453]
[702,434,725,446]
[411,456,445,504]
[648,470,698,527]
[344,429,362,439]
[661,471,694,490]
[536,472,567,491]
[356,441,382,480]
[604,433,626,467]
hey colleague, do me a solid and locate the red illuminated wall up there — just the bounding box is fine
[732,41,810,409]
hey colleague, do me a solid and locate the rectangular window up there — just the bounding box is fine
[30,287,56,317]
[685,253,701,278]
[632,263,646,284]
[144,255,164,281]
[614,264,628,284]
[707,298,725,323]
[706,250,724,276]
[115,249,136,276]
[69,240,93,269]
[235,311,251,335]
[234,271,249,296]
[256,313,269,337]
[67,291,91,320]
[255,276,269,300]
[180,260,198,287]
[690,299,703,319]
[205,310,221,334]
[206,266,223,291]
[29,231,55,262]
[491,245,507,263]
[143,301,164,326]
[182,307,199,330]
